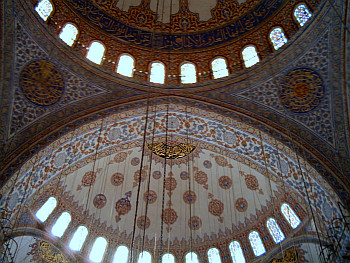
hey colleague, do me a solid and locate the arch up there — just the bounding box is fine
[207,247,222,263]
[137,251,152,263]
[69,225,88,251]
[269,27,288,50]
[249,231,266,257]
[185,252,199,263]
[89,237,108,263]
[35,0,53,21]
[267,218,285,243]
[86,41,105,64]
[113,245,129,263]
[162,253,175,263]
[229,241,246,263]
[281,203,301,229]
[35,196,57,222]
[150,61,166,84]
[211,57,229,79]
[294,3,312,27]
[51,212,71,238]
[59,23,79,46]
[181,62,197,83]
[242,45,260,68]
[117,54,135,77]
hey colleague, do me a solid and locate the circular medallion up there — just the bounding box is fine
[93,194,107,209]
[215,156,229,167]
[81,171,96,187]
[208,199,224,217]
[114,152,128,163]
[188,216,202,230]
[108,128,121,141]
[115,197,131,215]
[235,198,248,212]
[53,152,67,167]
[165,177,177,191]
[131,157,140,166]
[219,176,232,189]
[194,170,208,185]
[143,190,157,204]
[279,68,324,113]
[203,160,212,169]
[180,171,189,180]
[153,170,162,179]
[245,174,259,191]
[111,172,124,186]
[162,208,178,225]
[137,216,150,229]
[222,8,231,19]
[183,190,197,204]
[20,60,64,106]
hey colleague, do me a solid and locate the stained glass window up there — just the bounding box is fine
[117,54,135,77]
[185,252,199,263]
[69,226,88,251]
[181,63,196,83]
[281,203,301,229]
[35,197,56,222]
[267,218,285,243]
[229,241,246,263]
[137,251,152,263]
[249,231,266,257]
[59,23,78,46]
[113,245,129,263]
[208,248,222,263]
[150,62,165,84]
[211,58,229,79]
[270,28,288,50]
[89,237,108,263]
[242,46,260,68]
[162,253,175,263]
[86,41,105,64]
[35,0,53,21]
[294,4,312,27]
[51,212,71,238]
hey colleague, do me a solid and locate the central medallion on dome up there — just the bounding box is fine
[148,142,196,159]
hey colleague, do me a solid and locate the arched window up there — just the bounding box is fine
[162,253,175,263]
[113,245,129,263]
[137,251,152,263]
[51,212,71,238]
[267,218,285,243]
[229,241,246,263]
[181,63,196,84]
[59,23,78,46]
[69,226,88,251]
[249,231,266,257]
[150,62,165,84]
[89,237,108,263]
[269,27,288,50]
[35,197,57,222]
[185,252,199,263]
[208,247,222,263]
[281,203,301,229]
[35,0,53,21]
[211,57,229,79]
[294,4,312,27]
[242,46,260,68]
[86,41,105,64]
[117,54,135,77]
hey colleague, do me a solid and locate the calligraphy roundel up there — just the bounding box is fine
[20,60,64,106]
[279,68,324,113]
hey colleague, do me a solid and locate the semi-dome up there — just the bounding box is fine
[0,0,350,262]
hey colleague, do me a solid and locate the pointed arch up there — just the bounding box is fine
[89,237,108,263]
[294,3,312,27]
[150,61,165,84]
[281,203,301,229]
[117,54,135,77]
[229,241,246,263]
[69,225,88,251]
[185,252,199,263]
[181,62,197,83]
[162,253,175,263]
[211,57,229,79]
[86,41,105,64]
[113,245,129,263]
[137,251,152,263]
[35,0,53,21]
[208,247,222,263]
[269,27,288,50]
[267,218,285,243]
[35,197,57,222]
[51,212,71,238]
[242,45,260,68]
[249,231,266,257]
[59,23,79,46]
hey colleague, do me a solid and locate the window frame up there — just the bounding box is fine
[292,2,313,28]
[241,45,260,68]
[116,53,136,77]
[59,22,79,47]
[35,0,54,21]
[149,61,166,84]
[180,61,197,84]
[210,56,229,79]
[269,26,288,50]
[86,40,106,65]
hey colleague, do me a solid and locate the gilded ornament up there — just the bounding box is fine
[148,142,195,159]
[38,241,68,263]
[270,247,298,262]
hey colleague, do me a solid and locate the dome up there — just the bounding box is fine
[1,0,350,262]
